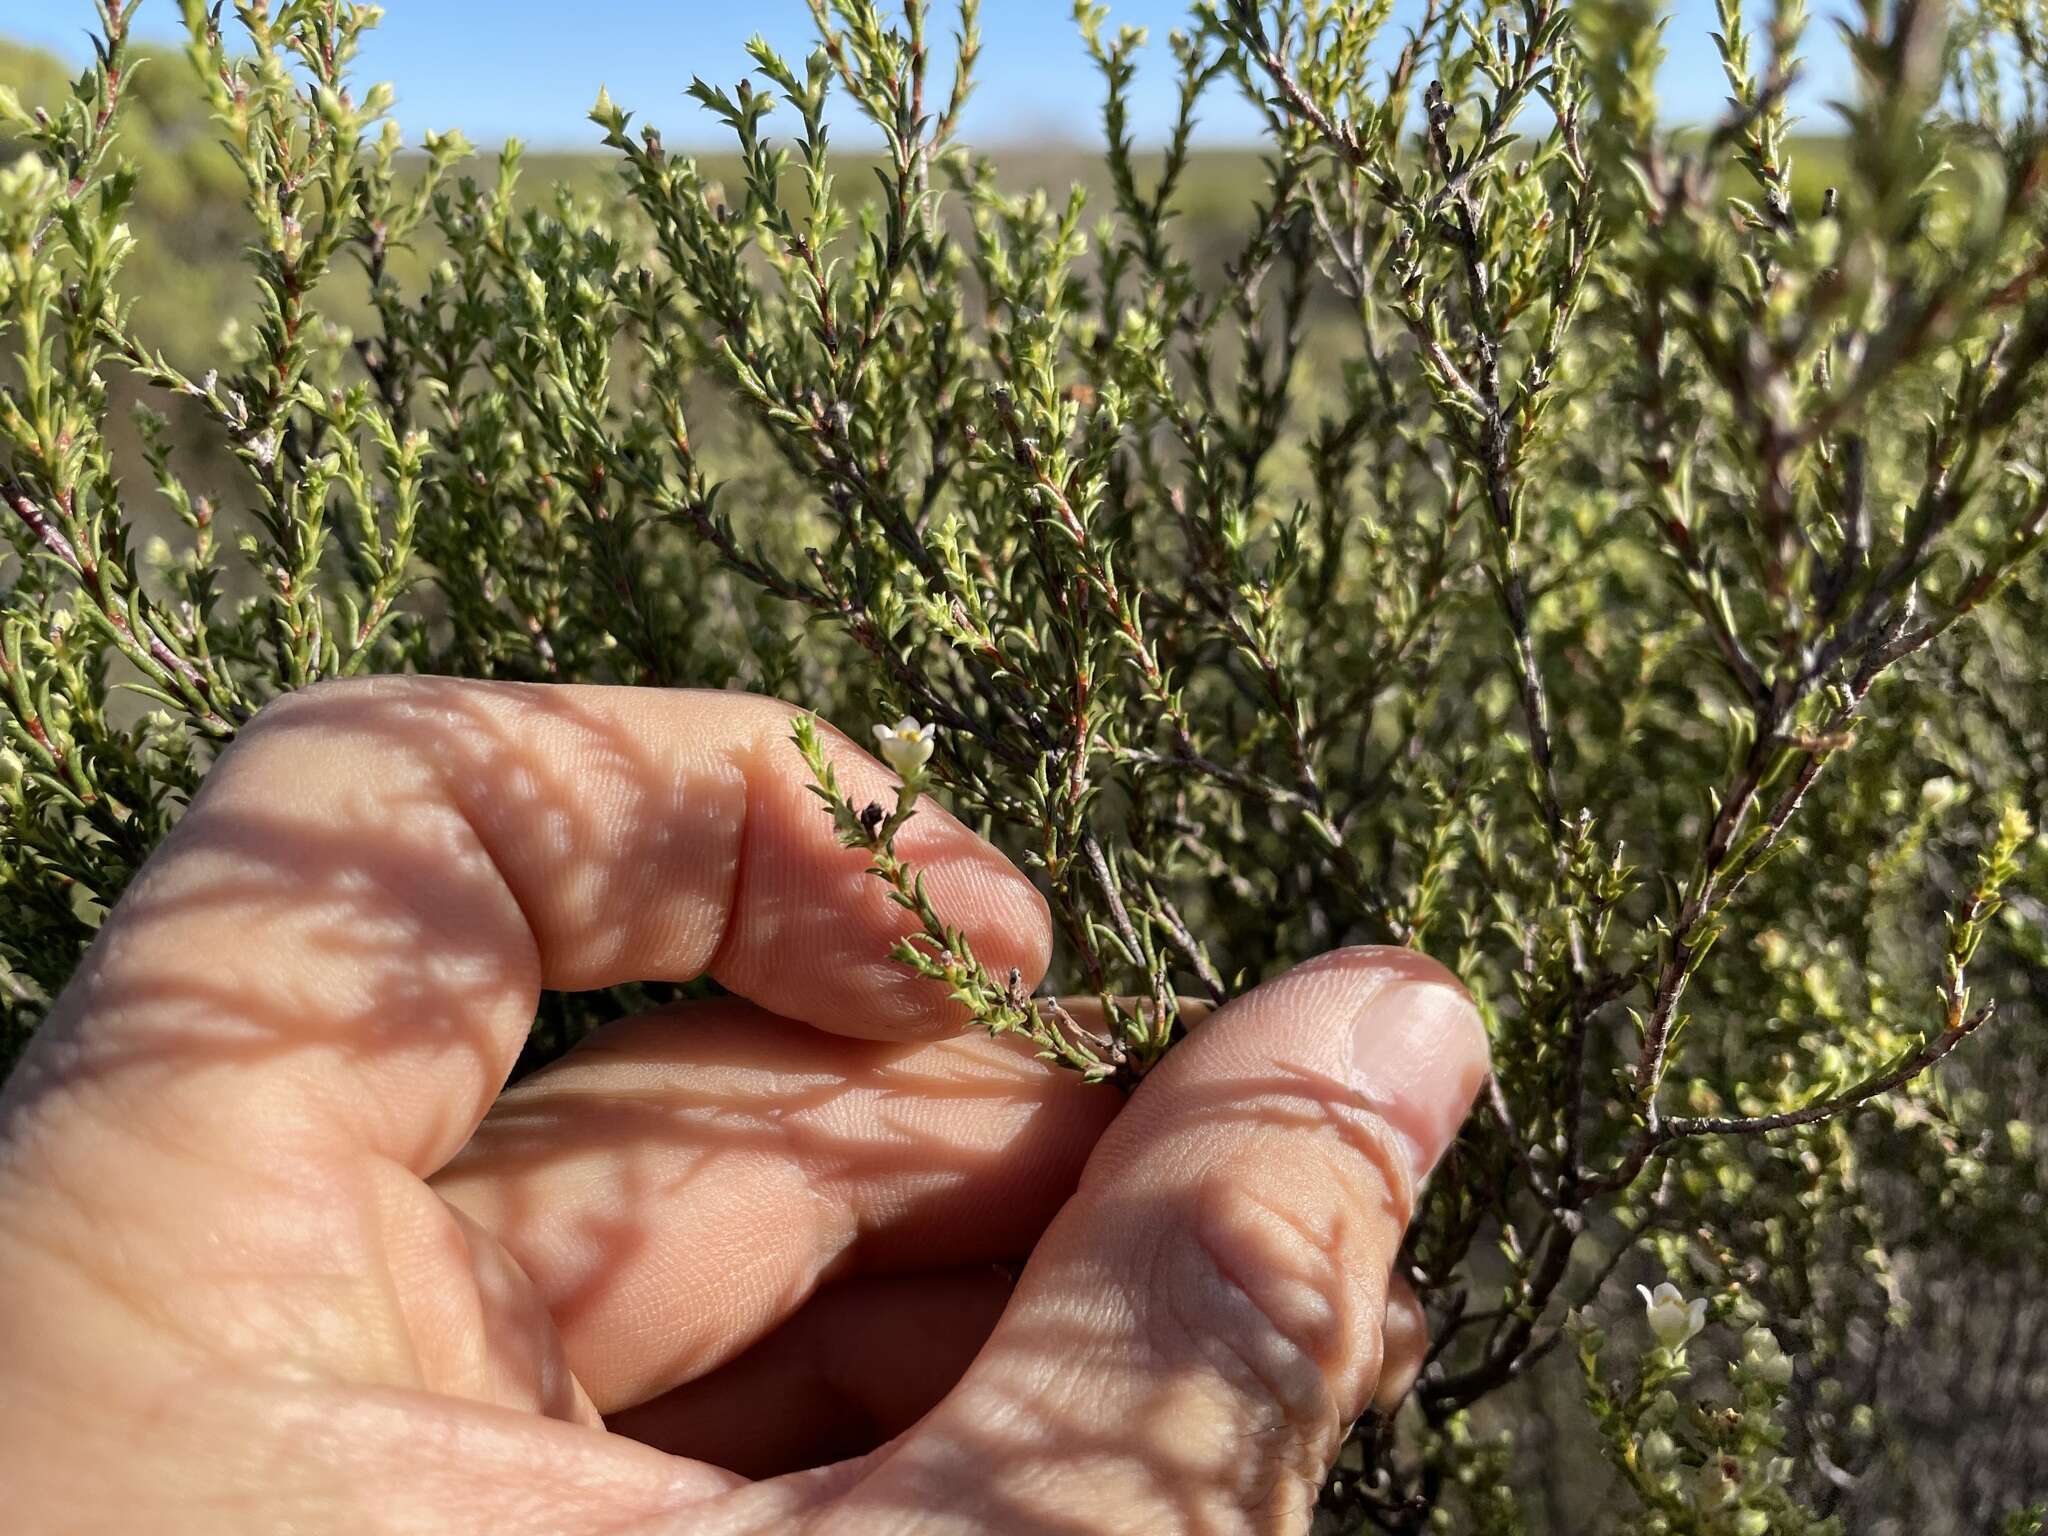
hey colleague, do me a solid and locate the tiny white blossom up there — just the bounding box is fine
[1637,1281,1708,1351]
[873,715,937,777]
[1741,1324,1795,1386]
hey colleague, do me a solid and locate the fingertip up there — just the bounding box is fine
[709,701,1051,1040]
[894,796,1052,993]
[1130,945,1489,1193]
[1334,948,1490,1183]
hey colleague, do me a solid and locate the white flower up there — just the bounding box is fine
[1741,1324,1795,1386]
[872,715,936,777]
[1637,1281,1707,1351]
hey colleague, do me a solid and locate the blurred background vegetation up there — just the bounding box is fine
[0,33,1852,366]
[0,28,1854,600]
[0,32,1326,557]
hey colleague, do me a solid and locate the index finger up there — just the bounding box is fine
[1,679,1051,1176]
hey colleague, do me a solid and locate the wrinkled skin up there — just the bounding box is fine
[0,681,1488,1534]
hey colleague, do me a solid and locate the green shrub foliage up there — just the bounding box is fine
[5,0,2048,1529]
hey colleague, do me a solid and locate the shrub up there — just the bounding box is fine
[4,0,2048,1528]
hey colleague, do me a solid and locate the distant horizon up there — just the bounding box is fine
[8,0,1858,154]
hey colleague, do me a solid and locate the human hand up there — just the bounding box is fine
[0,680,1489,1533]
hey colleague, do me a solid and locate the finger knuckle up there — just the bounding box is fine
[222,676,474,790]
[242,674,460,738]
[1153,1157,1384,1470]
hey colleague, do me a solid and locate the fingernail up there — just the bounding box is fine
[1348,959,1488,1183]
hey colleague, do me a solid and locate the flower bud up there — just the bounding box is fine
[1638,1428,1677,1470]
[1741,1325,1795,1386]
[1697,1458,1738,1508]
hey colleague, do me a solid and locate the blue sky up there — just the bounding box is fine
[10,1,1857,149]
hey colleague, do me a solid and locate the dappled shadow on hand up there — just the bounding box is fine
[0,680,1049,1412]
[14,679,1037,1171]
[609,1062,1410,1533]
